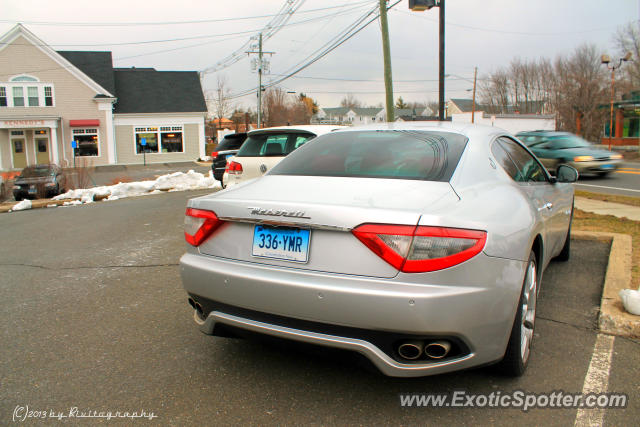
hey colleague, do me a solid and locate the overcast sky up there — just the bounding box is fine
[2,0,638,111]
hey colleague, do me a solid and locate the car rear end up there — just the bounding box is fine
[211,133,247,183]
[181,127,526,376]
[224,126,344,188]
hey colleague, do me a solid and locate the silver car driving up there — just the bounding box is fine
[180,122,577,377]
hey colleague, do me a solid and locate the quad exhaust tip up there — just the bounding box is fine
[397,340,425,360]
[188,298,205,318]
[424,341,451,359]
[397,340,452,361]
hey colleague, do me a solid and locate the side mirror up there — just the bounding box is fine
[555,164,579,183]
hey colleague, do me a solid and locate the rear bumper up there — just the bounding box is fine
[180,252,526,377]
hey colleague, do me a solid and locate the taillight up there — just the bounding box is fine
[184,208,224,246]
[226,161,243,175]
[211,151,219,159]
[352,224,487,272]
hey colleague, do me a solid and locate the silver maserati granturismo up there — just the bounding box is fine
[180,122,577,377]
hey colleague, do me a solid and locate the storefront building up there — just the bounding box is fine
[602,91,640,146]
[0,24,207,172]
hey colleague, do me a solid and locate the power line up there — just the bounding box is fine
[393,9,619,36]
[225,0,407,100]
[0,1,373,27]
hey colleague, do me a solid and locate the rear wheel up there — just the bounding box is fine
[497,250,538,376]
[596,171,610,178]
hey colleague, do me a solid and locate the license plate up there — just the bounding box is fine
[28,186,37,194]
[600,164,614,170]
[252,225,310,263]
[225,154,235,161]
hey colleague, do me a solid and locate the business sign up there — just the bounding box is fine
[0,120,46,128]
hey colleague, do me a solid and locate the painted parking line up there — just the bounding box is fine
[574,334,615,427]
[576,183,640,193]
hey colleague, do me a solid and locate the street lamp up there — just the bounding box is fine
[409,0,445,121]
[601,52,632,151]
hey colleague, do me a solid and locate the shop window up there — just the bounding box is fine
[0,87,6,107]
[623,117,640,138]
[72,128,99,157]
[134,127,158,154]
[28,87,39,106]
[44,87,53,106]
[160,126,183,152]
[135,126,183,154]
[13,87,24,107]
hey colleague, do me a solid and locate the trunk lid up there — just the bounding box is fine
[191,176,459,278]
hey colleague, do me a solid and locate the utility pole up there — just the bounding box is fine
[438,0,445,120]
[258,33,263,129]
[471,66,477,123]
[247,34,274,129]
[379,0,394,122]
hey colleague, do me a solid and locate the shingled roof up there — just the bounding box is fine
[58,52,206,114]
[57,51,117,96]
[113,68,207,114]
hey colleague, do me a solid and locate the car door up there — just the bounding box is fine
[495,137,571,262]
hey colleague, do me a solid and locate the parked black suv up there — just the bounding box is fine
[211,133,248,187]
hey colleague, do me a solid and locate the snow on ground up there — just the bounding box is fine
[10,199,32,211]
[51,170,220,205]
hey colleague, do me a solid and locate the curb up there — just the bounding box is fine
[573,231,639,339]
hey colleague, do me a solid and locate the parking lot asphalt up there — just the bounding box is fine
[0,190,638,425]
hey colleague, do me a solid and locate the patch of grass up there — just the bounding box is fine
[575,190,640,208]
[574,209,640,286]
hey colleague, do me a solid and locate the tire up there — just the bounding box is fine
[0,183,5,201]
[14,194,23,201]
[555,203,573,262]
[497,250,538,376]
[596,172,610,178]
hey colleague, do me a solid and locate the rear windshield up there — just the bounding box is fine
[236,132,315,157]
[216,134,247,151]
[269,130,468,182]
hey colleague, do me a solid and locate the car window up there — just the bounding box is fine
[517,135,545,147]
[216,134,246,151]
[237,132,315,157]
[496,137,548,183]
[491,141,520,180]
[269,130,468,182]
[547,135,591,149]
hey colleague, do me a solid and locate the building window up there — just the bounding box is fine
[14,140,24,153]
[44,87,53,106]
[37,139,47,153]
[160,126,183,152]
[28,86,39,106]
[11,130,24,136]
[13,87,24,107]
[11,75,38,82]
[0,87,6,107]
[135,126,184,154]
[72,128,99,157]
[135,127,159,153]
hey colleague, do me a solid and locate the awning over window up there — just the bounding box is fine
[69,119,100,127]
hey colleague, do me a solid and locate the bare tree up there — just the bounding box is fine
[340,93,362,109]
[209,75,233,122]
[614,22,640,89]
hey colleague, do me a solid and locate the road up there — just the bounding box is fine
[0,190,638,425]
[576,162,640,197]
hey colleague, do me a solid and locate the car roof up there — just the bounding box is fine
[330,121,508,141]
[248,125,347,137]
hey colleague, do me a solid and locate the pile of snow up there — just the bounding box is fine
[53,170,220,205]
[10,199,32,212]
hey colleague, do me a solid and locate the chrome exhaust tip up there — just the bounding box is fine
[397,340,425,360]
[424,341,451,359]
